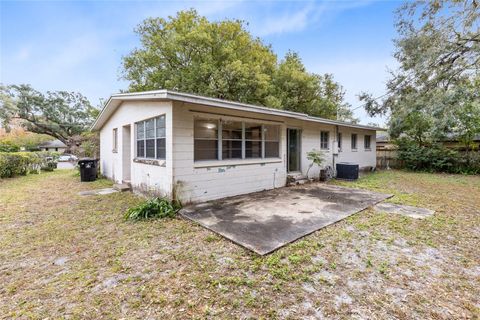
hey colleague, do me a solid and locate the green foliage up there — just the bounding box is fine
[69,131,100,158]
[306,149,325,179]
[397,139,480,174]
[360,1,480,146]
[0,151,58,178]
[0,84,98,147]
[0,131,53,152]
[124,197,181,221]
[267,52,357,121]
[0,141,20,152]
[122,9,355,121]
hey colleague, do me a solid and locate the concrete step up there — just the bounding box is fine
[113,183,131,192]
[287,175,312,186]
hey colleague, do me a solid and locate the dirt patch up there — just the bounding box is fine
[0,170,479,319]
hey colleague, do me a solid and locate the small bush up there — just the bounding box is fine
[0,151,59,178]
[396,139,480,174]
[0,141,21,152]
[124,197,181,221]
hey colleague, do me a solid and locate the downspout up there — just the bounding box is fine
[333,125,339,177]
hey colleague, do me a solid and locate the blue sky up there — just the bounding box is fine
[0,0,401,125]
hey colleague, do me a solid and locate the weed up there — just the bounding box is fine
[124,197,181,220]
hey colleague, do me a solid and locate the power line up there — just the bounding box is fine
[350,92,391,112]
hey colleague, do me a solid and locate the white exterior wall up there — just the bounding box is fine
[99,99,376,203]
[283,118,335,178]
[336,126,376,168]
[41,147,66,153]
[172,102,287,203]
[99,101,173,196]
[171,102,376,203]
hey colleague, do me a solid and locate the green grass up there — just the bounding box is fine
[0,169,479,319]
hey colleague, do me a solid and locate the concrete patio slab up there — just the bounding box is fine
[374,202,435,219]
[78,188,118,196]
[180,184,392,255]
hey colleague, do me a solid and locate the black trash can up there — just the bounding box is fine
[336,162,359,180]
[78,158,98,182]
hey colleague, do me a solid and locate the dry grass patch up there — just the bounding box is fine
[0,170,479,319]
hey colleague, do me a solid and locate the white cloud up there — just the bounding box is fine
[253,0,374,37]
[15,47,31,61]
[257,3,318,36]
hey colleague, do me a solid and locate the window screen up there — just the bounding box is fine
[320,131,329,150]
[136,115,166,159]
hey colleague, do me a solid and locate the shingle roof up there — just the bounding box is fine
[38,139,67,148]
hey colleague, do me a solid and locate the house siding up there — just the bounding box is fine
[171,102,287,203]
[99,100,173,196]
[171,102,376,203]
[336,127,376,168]
[99,99,376,203]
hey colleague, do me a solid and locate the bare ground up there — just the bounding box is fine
[0,170,479,319]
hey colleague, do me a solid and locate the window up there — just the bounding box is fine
[364,135,371,150]
[136,115,166,159]
[264,125,280,158]
[337,132,342,151]
[245,123,262,158]
[351,133,358,150]
[194,118,280,161]
[320,131,329,150]
[194,119,218,161]
[222,120,242,159]
[113,128,118,152]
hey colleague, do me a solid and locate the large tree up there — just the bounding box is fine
[267,52,357,121]
[0,84,97,148]
[122,9,356,121]
[123,10,277,106]
[359,0,480,145]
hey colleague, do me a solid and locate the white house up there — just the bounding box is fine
[91,90,377,203]
[38,139,67,153]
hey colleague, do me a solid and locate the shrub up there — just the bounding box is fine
[0,141,20,152]
[396,139,480,174]
[306,149,326,179]
[124,197,181,221]
[0,151,59,178]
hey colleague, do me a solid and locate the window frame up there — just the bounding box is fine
[320,131,330,150]
[194,117,281,162]
[194,118,219,161]
[364,135,372,151]
[221,120,243,160]
[264,124,280,158]
[135,115,166,160]
[351,133,358,151]
[112,128,118,153]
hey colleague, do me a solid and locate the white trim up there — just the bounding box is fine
[194,158,282,168]
[91,90,383,131]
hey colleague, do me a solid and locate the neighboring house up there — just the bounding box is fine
[91,90,378,203]
[376,132,394,151]
[38,139,67,153]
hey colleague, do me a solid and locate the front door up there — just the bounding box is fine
[287,128,301,172]
[122,125,131,182]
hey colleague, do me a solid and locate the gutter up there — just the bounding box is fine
[91,89,385,132]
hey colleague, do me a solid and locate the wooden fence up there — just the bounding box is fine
[376,149,404,169]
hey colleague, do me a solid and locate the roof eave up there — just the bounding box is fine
[90,89,383,131]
